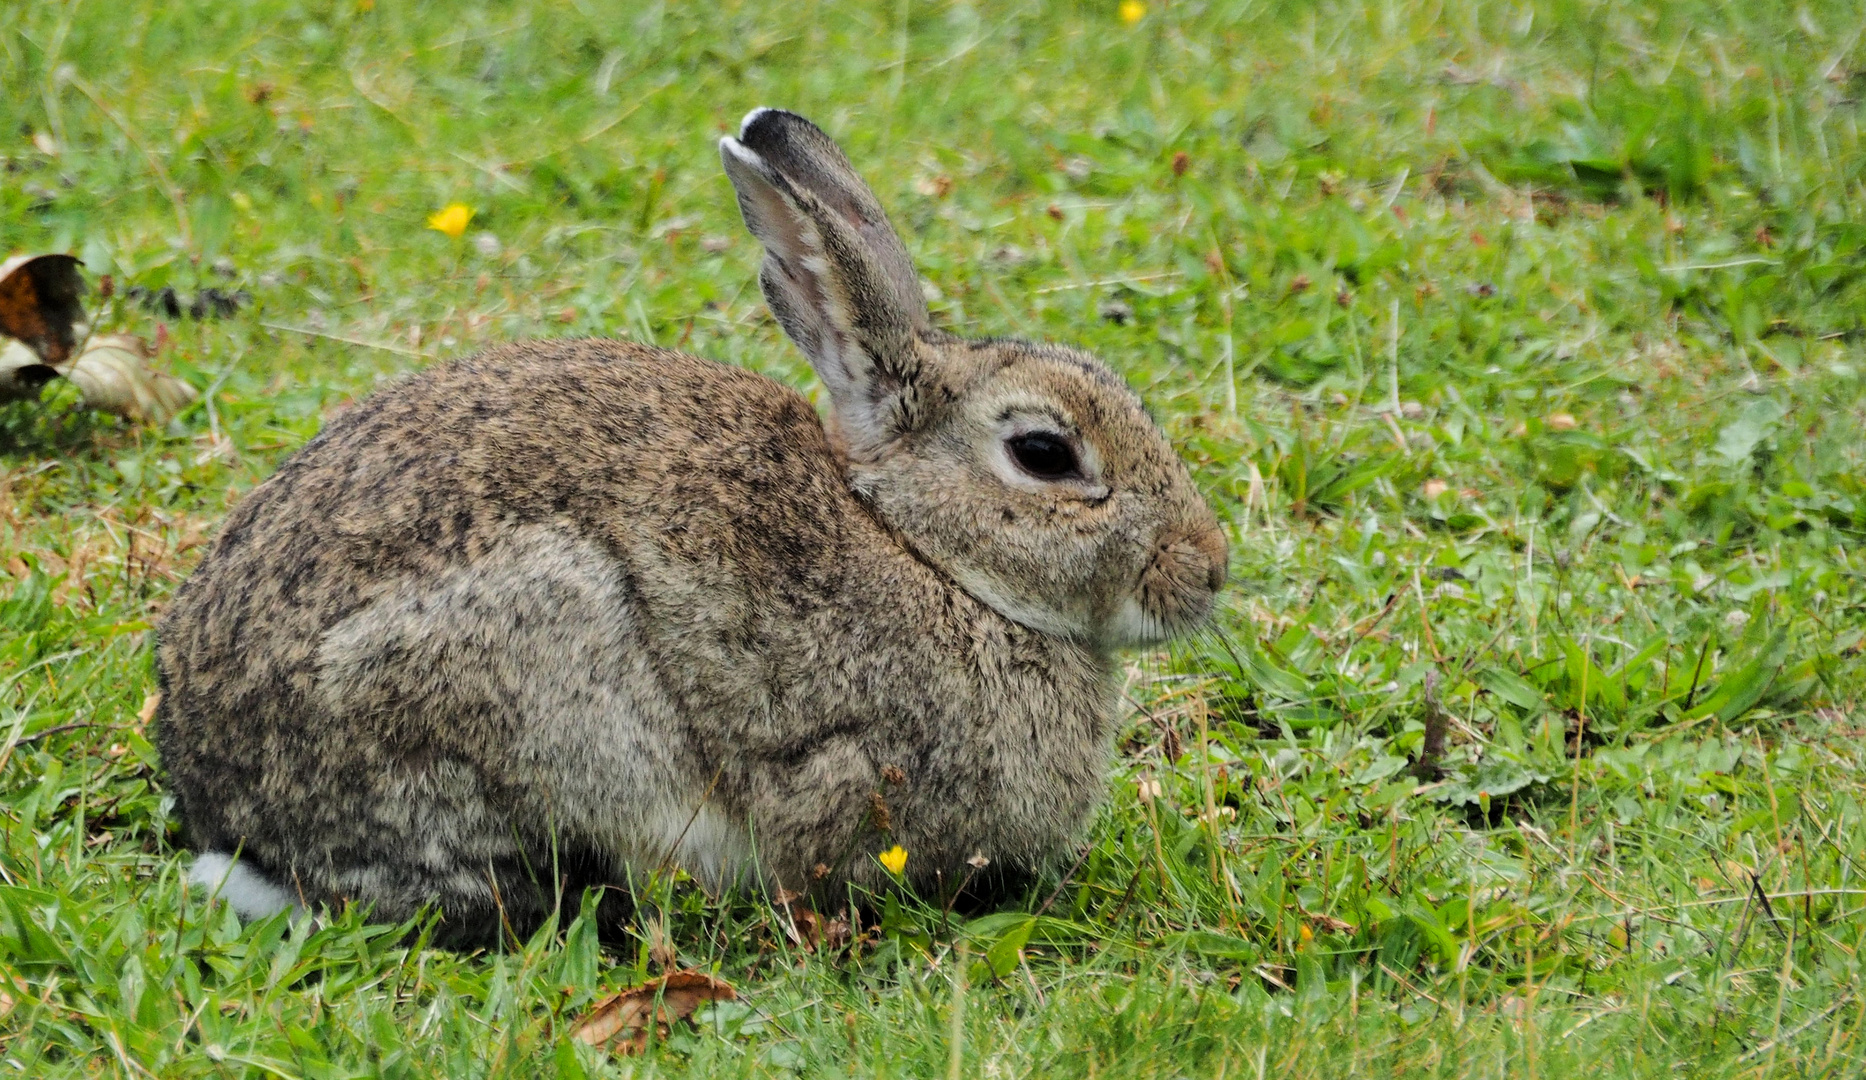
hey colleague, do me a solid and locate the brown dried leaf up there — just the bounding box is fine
[785,904,822,952]
[572,970,736,1055]
[62,334,198,425]
[0,254,87,364]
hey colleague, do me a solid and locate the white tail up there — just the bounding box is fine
[189,851,298,920]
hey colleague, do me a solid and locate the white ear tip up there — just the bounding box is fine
[738,107,774,138]
[719,136,761,168]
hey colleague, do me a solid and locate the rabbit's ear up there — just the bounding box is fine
[721,109,930,444]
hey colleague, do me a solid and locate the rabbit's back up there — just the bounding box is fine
[160,336,850,729]
[158,340,875,927]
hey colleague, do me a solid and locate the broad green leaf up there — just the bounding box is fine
[1478,667,1547,712]
[1684,629,1790,723]
[982,916,1034,979]
[1712,397,1788,467]
[1170,930,1259,962]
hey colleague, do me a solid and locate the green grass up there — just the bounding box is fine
[3,0,1866,1075]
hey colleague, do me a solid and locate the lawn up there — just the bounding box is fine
[3,0,1866,1075]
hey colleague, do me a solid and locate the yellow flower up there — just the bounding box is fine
[1119,0,1147,25]
[878,845,908,875]
[427,203,474,239]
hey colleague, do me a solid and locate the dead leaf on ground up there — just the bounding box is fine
[62,334,198,424]
[1306,912,1357,934]
[0,254,199,425]
[784,903,823,951]
[769,890,824,952]
[572,970,737,1055]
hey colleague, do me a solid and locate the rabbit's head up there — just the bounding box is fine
[722,109,1225,649]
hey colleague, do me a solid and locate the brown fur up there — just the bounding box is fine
[157,111,1225,945]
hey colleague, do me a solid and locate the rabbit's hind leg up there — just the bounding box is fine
[334,840,628,949]
[185,845,512,946]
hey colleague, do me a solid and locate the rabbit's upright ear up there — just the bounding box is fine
[720,109,931,447]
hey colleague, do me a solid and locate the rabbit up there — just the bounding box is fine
[157,108,1228,946]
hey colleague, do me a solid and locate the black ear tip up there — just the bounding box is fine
[737,107,824,151]
[738,107,778,138]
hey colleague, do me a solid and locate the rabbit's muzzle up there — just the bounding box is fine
[1131,522,1228,639]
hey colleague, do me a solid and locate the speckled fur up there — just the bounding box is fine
[156,111,1226,946]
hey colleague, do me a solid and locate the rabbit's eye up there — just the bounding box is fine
[1006,433,1079,480]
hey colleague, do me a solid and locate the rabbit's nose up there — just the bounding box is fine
[1141,521,1228,615]
[1191,523,1228,594]
[1153,522,1227,595]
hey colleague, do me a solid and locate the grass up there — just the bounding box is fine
[3,0,1866,1075]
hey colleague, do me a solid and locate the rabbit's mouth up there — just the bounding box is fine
[1113,525,1228,646]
